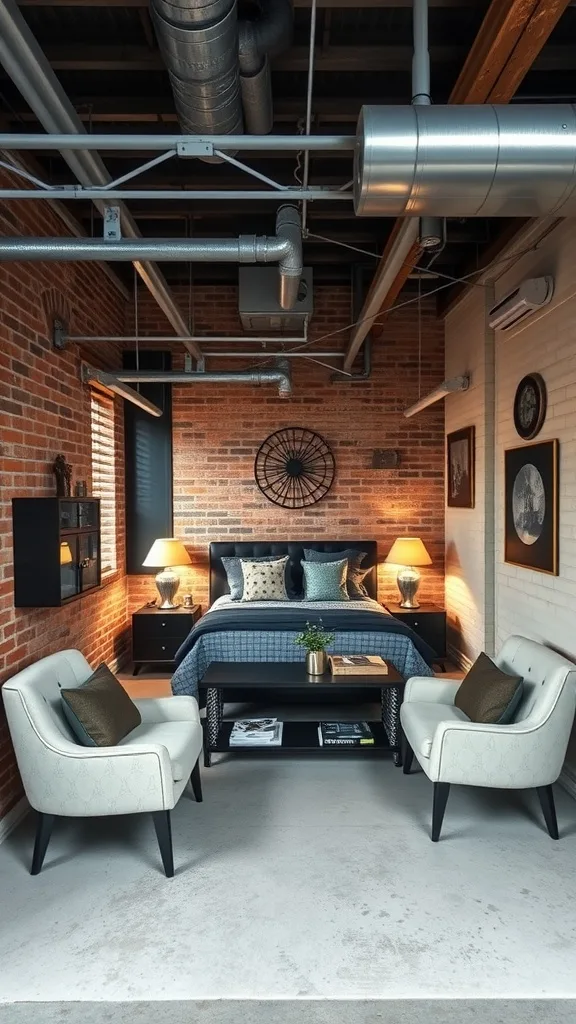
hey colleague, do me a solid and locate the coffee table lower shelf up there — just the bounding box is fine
[206,720,395,758]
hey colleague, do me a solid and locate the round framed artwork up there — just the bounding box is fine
[254,427,335,509]
[513,374,547,441]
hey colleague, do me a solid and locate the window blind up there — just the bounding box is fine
[90,390,117,575]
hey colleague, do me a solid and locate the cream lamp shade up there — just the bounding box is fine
[142,538,191,569]
[384,537,432,609]
[142,538,191,609]
[384,537,432,568]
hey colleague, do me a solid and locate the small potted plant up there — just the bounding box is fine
[295,619,335,676]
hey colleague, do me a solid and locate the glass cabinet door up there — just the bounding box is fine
[78,502,99,528]
[60,537,79,601]
[59,502,78,530]
[78,533,100,592]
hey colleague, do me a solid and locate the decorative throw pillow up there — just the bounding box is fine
[60,663,142,747]
[303,548,370,600]
[454,652,523,724]
[222,555,293,600]
[241,556,289,602]
[302,558,349,602]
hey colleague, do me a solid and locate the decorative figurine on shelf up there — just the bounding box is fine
[53,454,72,497]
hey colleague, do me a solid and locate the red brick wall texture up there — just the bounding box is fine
[127,285,445,614]
[0,181,130,819]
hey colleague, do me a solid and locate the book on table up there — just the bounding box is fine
[328,654,389,676]
[318,722,375,746]
[229,718,284,747]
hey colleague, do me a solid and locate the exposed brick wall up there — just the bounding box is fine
[0,176,129,819]
[127,284,446,613]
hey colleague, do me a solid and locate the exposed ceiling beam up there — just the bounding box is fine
[16,0,481,8]
[28,44,469,74]
[343,0,573,372]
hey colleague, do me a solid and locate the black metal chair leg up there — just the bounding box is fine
[537,785,559,840]
[431,782,450,842]
[401,730,414,775]
[152,810,174,877]
[31,812,55,875]
[190,757,203,802]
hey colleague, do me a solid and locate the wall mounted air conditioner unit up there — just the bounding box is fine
[488,276,554,331]
[239,267,313,332]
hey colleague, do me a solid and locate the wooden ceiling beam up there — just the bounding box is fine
[346,0,573,369]
[33,44,467,74]
[16,0,481,8]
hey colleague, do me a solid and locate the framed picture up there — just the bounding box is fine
[505,439,559,575]
[447,426,475,508]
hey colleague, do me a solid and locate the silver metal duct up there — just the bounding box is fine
[0,0,201,360]
[238,0,293,135]
[0,206,303,310]
[354,104,576,218]
[150,0,242,138]
[115,364,292,398]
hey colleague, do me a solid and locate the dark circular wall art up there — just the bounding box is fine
[254,428,335,509]
[514,373,547,440]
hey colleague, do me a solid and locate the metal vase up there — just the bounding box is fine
[306,649,327,675]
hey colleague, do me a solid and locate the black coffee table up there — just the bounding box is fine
[200,661,406,767]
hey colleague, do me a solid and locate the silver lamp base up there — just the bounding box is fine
[155,568,180,609]
[397,567,421,609]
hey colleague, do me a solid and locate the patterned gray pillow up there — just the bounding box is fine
[221,555,286,601]
[241,557,289,602]
[303,548,370,600]
[302,558,349,601]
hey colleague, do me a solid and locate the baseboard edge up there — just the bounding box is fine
[447,644,472,673]
[0,796,30,845]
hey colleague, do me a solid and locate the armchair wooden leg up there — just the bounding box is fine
[537,785,559,840]
[190,757,203,802]
[431,782,450,842]
[31,812,55,875]
[401,730,414,775]
[152,811,174,877]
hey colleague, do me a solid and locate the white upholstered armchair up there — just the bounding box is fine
[400,635,576,842]
[2,649,204,876]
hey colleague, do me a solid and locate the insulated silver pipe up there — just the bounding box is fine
[239,0,293,135]
[0,134,355,151]
[355,104,576,218]
[0,206,303,309]
[0,0,201,359]
[116,366,292,397]
[412,0,431,105]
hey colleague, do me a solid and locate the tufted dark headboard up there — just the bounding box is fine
[209,541,378,604]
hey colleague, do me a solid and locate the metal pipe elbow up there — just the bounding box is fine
[275,205,302,310]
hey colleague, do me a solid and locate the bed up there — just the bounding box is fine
[171,541,435,701]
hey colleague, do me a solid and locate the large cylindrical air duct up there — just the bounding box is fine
[150,0,242,146]
[238,0,293,135]
[354,104,576,218]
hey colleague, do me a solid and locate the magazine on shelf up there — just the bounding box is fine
[329,654,389,676]
[318,722,375,746]
[229,718,284,747]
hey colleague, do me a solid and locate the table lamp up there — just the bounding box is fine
[60,542,73,565]
[384,537,432,609]
[142,538,191,609]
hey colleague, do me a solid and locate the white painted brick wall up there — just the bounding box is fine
[445,287,495,666]
[445,218,576,779]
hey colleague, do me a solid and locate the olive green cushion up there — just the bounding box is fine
[60,663,141,747]
[454,652,523,725]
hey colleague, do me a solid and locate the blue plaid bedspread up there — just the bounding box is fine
[171,629,432,699]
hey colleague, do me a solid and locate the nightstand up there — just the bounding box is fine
[384,603,446,667]
[132,604,201,675]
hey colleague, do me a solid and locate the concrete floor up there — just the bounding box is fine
[1,676,575,1022]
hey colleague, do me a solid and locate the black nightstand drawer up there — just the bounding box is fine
[384,604,446,659]
[133,635,183,662]
[133,613,193,640]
